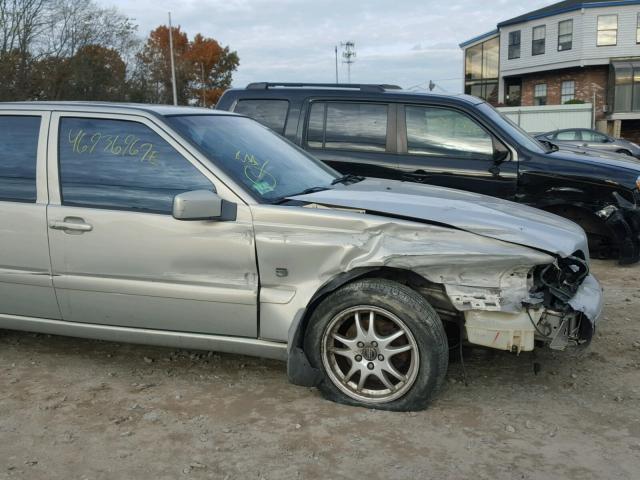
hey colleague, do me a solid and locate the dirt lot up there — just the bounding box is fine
[1,260,639,480]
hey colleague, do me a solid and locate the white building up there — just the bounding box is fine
[460,0,640,139]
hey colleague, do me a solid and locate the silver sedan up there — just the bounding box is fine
[0,102,602,410]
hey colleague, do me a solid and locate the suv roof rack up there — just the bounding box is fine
[245,82,403,93]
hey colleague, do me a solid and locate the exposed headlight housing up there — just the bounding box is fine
[636,175,640,191]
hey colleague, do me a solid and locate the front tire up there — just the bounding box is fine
[304,278,448,411]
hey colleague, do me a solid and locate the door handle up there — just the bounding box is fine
[49,217,93,233]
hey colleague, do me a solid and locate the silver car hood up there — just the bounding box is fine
[289,178,588,258]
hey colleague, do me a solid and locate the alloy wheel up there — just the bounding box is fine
[321,305,420,404]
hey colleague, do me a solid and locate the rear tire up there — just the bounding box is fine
[304,278,448,411]
[617,149,632,156]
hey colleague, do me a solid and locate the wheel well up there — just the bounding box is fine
[542,204,610,237]
[542,203,617,259]
[294,267,460,350]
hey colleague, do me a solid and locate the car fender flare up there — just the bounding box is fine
[286,267,379,387]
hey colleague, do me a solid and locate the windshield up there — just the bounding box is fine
[477,103,546,154]
[165,115,338,202]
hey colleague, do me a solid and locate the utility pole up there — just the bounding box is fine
[200,62,206,107]
[334,45,339,84]
[168,12,178,106]
[341,41,356,83]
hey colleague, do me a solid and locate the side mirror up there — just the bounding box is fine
[492,138,510,164]
[172,190,236,221]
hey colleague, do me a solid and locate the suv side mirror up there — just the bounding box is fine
[172,190,236,221]
[493,138,510,164]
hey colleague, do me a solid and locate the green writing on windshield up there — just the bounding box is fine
[235,150,277,195]
[68,129,159,165]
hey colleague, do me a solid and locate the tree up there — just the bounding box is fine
[135,26,239,106]
[187,34,239,106]
[65,45,126,100]
[136,25,190,104]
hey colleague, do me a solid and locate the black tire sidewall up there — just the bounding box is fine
[304,278,448,411]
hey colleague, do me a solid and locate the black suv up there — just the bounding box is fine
[216,83,640,264]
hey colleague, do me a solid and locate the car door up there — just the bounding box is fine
[553,129,582,147]
[303,101,404,179]
[396,104,518,199]
[46,112,258,337]
[579,129,615,153]
[0,111,61,320]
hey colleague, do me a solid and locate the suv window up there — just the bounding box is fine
[307,102,388,152]
[233,99,289,134]
[0,115,41,202]
[58,117,212,214]
[405,106,494,160]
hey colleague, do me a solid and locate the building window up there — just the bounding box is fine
[534,84,547,106]
[597,15,617,46]
[532,25,546,55]
[508,31,521,59]
[558,20,573,51]
[561,80,576,103]
[464,36,499,103]
[609,61,640,113]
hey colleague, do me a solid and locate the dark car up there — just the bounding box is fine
[216,83,640,264]
[535,129,640,159]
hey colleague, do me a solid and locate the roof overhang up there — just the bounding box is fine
[459,29,499,49]
[498,0,640,28]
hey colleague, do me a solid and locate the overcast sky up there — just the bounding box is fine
[99,0,552,93]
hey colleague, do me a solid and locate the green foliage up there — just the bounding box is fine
[564,99,585,105]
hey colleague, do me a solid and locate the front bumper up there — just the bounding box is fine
[463,274,603,352]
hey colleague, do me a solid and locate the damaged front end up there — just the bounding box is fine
[454,254,602,353]
[527,254,599,350]
[595,190,640,265]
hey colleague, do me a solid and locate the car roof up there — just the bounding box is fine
[220,83,484,107]
[0,101,235,118]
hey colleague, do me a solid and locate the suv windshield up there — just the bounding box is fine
[477,102,546,154]
[165,115,338,202]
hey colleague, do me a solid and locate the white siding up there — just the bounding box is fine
[499,4,640,77]
[498,103,594,133]
[500,11,585,74]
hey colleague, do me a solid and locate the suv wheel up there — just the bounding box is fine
[305,279,448,411]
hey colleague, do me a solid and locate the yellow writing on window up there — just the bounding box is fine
[234,150,277,194]
[68,129,159,165]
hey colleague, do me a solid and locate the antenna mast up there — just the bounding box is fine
[341,41,356,83]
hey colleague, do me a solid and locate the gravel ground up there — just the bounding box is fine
[1,260,639,480]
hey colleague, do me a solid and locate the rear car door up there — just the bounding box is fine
[303,101,403,179]
[46,112,258,336]
[0,111,61,320]
[579,129,616,152]
[396,104,518,199]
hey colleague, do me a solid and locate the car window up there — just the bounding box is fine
[556,130,581,141]
[165,115,338,203]
[307,102,388,152]
[581,130,607,142]
[233,99,289,134]
[0,115,41,202]
[405,106,494,160]
[58,117,213,214]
